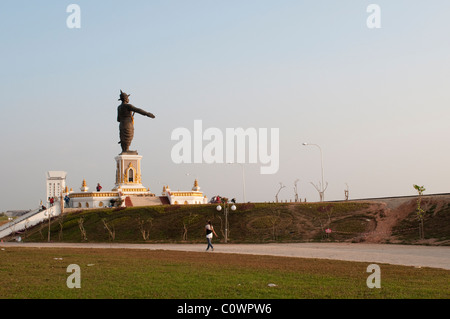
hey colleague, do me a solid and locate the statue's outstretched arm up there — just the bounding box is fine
[128,104,156,118]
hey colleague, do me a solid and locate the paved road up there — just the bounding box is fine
[1,242,449,270]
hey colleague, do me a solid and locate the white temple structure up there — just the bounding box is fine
[67,154,208,208]
[162,179,209,205]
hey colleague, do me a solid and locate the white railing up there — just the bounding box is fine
[0,202,61,240]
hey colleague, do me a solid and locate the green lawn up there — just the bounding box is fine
[0,247,448,299]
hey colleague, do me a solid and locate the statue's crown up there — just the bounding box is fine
[119,90,130,101]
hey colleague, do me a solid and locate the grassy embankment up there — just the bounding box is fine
[17,200,450,244]
[22,202,382,244]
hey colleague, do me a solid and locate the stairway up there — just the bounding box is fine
[0,203,61,239]
[126,195,163,207]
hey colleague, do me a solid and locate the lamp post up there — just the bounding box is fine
[302,142,326,202]
[216,200,236,243]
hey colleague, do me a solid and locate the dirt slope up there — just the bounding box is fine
[362,194,450,245]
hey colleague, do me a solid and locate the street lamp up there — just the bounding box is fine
[216,201,236,243]
[302,142,327,202]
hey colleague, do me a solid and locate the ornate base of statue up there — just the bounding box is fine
[112,153,154,195]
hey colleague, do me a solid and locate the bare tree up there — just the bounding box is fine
[38,222,45,240]
[275,183,286,203]
[57,214,65,241]
[316,205,334,239]
[268,208,281,240]
[78,217,88,241]
[102,218,115,241]
[310,181,328,202]
[182,213,199,241]
[318,205,334,225]
[293,179,300,202]
[344,183,349,201]
[137,217,153,241]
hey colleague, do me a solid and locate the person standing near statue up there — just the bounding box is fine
[117,90,155,154]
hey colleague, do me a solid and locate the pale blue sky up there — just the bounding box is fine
[1,1,450,211]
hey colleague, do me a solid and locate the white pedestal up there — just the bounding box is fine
[113,153,153,195]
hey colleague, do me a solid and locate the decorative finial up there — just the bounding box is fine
[80,179,89,192]
[192,179,200,191]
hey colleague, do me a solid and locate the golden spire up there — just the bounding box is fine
[80,179,89,192]
[192,179,200,191]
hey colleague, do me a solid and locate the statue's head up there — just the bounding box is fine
[118,90,130,103]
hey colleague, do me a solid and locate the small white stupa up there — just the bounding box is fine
[165,179,208,205]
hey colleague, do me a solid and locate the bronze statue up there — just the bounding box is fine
[117,90,155,154]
